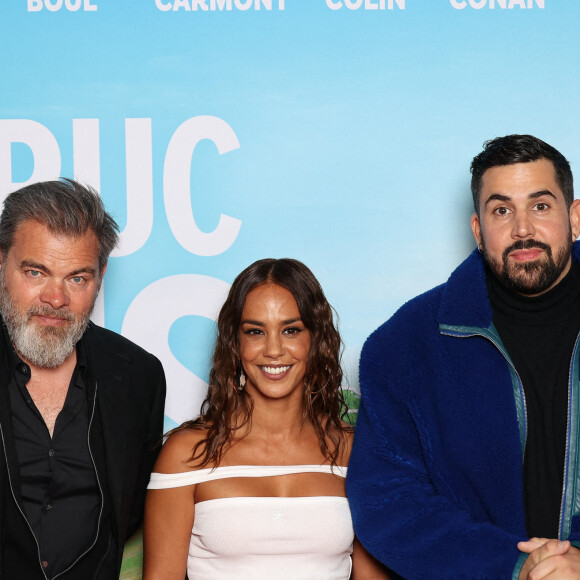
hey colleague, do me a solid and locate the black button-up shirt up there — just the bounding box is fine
[8,338,101,578]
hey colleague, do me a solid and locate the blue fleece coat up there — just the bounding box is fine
[346,243,580,580]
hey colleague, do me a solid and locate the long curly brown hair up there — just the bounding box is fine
[176,258,351,467]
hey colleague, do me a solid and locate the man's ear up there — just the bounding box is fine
[470,213,483,249]
[569,199,580,241]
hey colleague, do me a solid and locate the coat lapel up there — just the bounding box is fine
[84,324,132,536]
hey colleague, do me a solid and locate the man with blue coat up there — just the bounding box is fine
[347,135,580,579]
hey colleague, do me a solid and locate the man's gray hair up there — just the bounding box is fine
[0,179,119,272]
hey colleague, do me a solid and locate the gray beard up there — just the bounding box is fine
[0,273,95,368]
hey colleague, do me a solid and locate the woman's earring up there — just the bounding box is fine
[238,368,246,392]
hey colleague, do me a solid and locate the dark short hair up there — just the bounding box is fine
[0,179,119,272]
[470,134,574,214]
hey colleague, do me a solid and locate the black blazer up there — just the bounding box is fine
[0,320,166,579]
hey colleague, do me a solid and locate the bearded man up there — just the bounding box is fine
[0,179,166,579]
[347,135,580,579]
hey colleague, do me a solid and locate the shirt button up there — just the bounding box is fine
[45,504,52,511]
[41,561,48,568]
[48,449,55,457]
[18,363,29,375]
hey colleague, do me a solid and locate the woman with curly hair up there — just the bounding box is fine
[143,258,389,579]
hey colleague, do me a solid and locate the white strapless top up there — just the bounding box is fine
[148,465,353,580]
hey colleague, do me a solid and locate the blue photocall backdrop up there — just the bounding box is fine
[0,0,576,572]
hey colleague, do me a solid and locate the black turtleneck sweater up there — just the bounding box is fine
[487,262,580,538]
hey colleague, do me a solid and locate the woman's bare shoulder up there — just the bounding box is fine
[338,423,354,465]
[316,416,354,466]
[154,427,209,473]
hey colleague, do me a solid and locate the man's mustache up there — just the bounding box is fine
[502,240,551,262]
[26,305,75,322]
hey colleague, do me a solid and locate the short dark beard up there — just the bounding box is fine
[482,237,572,295]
